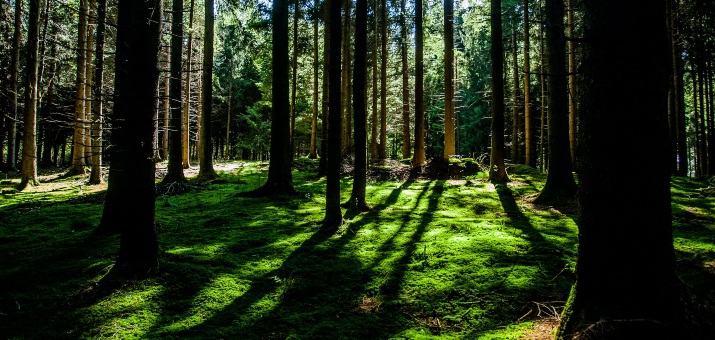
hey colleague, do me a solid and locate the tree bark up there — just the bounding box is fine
[444,0,455,158]
[290,0,299,158]
[19,0,41,189]
[378,0,387,159]
[68,0,88,176]
[511,28,521,164]
[347,0,368,211]
[318,0,330,177]
[413,0,424,166]
[523,0,534,167]
[99,0,162,269]
[41,26,58,167]
[89,0,107,185]
[370,0,378,159]
[161,0,187,184]
[556,1,679,338]
[489,0,508,182]
[7,0,22,172]
[324,0,343,228]
[161,42,170,160]
[670,0,687,176]
[400,0,410,160]
[196,0,218,181]
[539,0,546,171]
[533,0,576,205]
[84,0,95,164]
[310,11,319,159]
[567,0,576,169]
[183,0,196,169]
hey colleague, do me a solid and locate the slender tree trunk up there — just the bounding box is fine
[567,0,576,169]
[556,2,678,338]
[347,0,368,211]
[88,0,107,185]
[489,0,508,181]
[324,0,343,228]
[99,0,162,270]
[511,29,521,164]
[413,0,424,166]
[310,11,319,159]
[35,0,49,163]
[183,0,196,169]
[84,0,95,164]
[7,0,22,172]
[671,0,687,176]
[240,0,295,195]
[666,0,677,175]
[539,0,546,171]
[444,0,455,158]
[41,29,58,167]
[68,0,88,175]
[696,15,707,175]
[161,42,170,160]
[370,0,378,159]
[290,0,299,158]
[693,71,701,176]
[379,0,387,159]
[197,0,218,181]
[400,0,410,159]
[707,58,714,176]
[318,0,330,177]
[523,0,533,167]
[225,78,231,159]
[341,0,352,157]
[161,1,186,184]
[19,0,41,189]
[533,0,576,205]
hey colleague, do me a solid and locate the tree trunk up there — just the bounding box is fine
[370,0,378,159]
[671,0,687,176]
[378,0,387,159]
[183,0,196,169]
[707,58,714,176]
[523,0,534,167]
[511,28,521,164]
[696,15,707,175]
[290,0,299,158]
[7,0,22,172]
[400,0,410,160]
[68,0,88,176]
[161,0,186,184]
[555,2,678,338]
[310,11,319,159]
[196,0,218,181]
[84,1,95,164]
[240,0,295,195]
[19,0,41,189]
[567,0,576,170]
[347,0,368,211]
[99,0,162,270]
[225,71,232,158]
[539,0,547,171]
[444,0,455,158]
[318,0,330,177]
[413,0,424,166]
[161,42,170,160]
[533,0,576,205]
[89,0,107,185]
[489,0,508,182]
[324,0,343,228]
[41,17,58,167]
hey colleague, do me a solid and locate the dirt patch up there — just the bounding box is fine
[522,318,559,339]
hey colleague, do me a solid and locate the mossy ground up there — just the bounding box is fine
[0,161,713,339]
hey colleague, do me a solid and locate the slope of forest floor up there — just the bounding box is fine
[0,160,713,339]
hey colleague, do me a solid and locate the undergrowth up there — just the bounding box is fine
[0,161,712,339]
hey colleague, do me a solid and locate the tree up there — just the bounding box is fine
[7,0,22,172]
[523,0,534,167]
[196,0,219,182]
[68,0,88,176]
[670,0,687,176]
[290,0,300,157]
[567,0,576,169]
[310,6,319,159]
[488,0,508,182]
[444,0,455,158]
[378,0,387,159]
[347,0,368,211]
[556,1,679,338]
[413,0,425,166]
[400,0,410,159]
[323,0,343,228]
[241,0,296,196]
[511,27,521,164]
[318,0,331,177]
[370,0,378,159]
[161,0,187,184]
[19,0,41,189]
[88,0,107,185]
[532,0,576,205]
[99,0,163,269]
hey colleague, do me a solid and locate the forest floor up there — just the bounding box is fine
[1,159,713,339]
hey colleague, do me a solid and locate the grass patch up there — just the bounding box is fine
[1,162,712,339]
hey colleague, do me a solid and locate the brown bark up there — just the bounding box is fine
[290,0,299,157]
[89,0,107,185]
[183,0,196,169]
[400,0,410,160]
[378,0,387,159]
[370,0,378,159]
[310,11,319,159]
[84,0,95,164]
[444,0,455,158]
[523,0,534,167]
[671,0,687,175]
[161,42,169,160]
[7,0,22,171]
[413,0,424,165]
[68,0,88,175]
[19,0,41,189]
[539,0,546,171]
[347,0,368,211]
[511,28,521,164]
[318,0,330,177]
[324,0,343,228]
[161,0,186,184]
[196,0,218,182]
[567,0,576,169]
[488,0,508,182]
